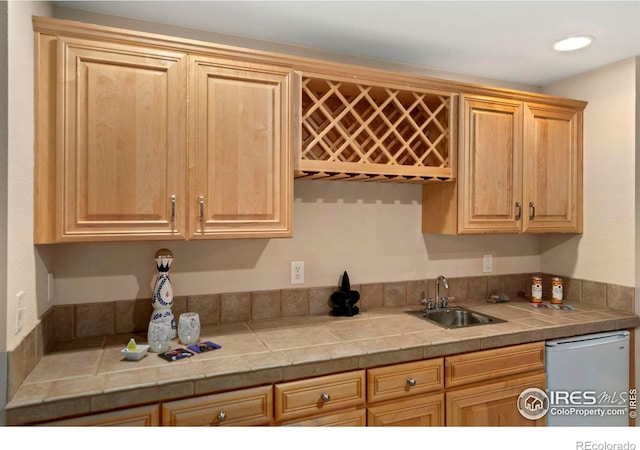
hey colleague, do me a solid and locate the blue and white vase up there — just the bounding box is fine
[148,248,176,351]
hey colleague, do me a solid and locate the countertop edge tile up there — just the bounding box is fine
[195,367,284,395]
[6,397,92,425]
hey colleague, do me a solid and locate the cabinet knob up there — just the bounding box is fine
[217,410,227,422]
[407,377,417,387]
[320,392,331,402]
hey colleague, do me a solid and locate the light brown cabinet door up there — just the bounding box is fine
[189,56,298,239]
[458,95,523,233]
[446,372,546,426]
[367,393,444,426]
[57,38,187,241]
[286,408,366,426]
[523,103,583,233]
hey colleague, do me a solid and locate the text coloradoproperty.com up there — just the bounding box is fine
[552,406,629,417]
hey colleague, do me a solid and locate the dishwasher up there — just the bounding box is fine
[545,330,631,426]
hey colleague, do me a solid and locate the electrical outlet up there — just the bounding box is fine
[482,253,493,273]
[47,272,54,303]
[291,261,304,284]
[16,291,24,333]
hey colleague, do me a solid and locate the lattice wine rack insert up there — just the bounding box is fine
[297,77,455,182]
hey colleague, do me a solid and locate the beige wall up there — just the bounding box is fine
[6,1,53,351]
[52,181,542,304]
[540,58,637,287]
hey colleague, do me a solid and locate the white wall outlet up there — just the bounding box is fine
[482,253,493,273]
[291,261,304,284]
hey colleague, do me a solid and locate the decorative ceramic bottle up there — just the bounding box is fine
[148,248,176,352]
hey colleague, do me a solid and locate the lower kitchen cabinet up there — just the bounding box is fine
[446,372,546,426]
[161,385,273,426]
[286,408,367,426]
[274,370,366,424]
[444,341,546,426]
[366,357,445,426]
[42,404,160,426]
[367,393,445,426]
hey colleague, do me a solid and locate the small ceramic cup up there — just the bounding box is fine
[178,312,200,345]
[147,318,172,353]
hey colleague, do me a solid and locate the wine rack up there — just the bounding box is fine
[297,76,456,182]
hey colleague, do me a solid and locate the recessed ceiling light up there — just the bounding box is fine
[552,36,594,52]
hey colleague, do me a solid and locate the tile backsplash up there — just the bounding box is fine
[43,273,640,343]
[6,272,636,401]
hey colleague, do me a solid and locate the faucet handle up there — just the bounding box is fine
[421,297,435,310]
[441,296,454,308]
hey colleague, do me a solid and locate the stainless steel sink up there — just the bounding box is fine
[408,306,506,329]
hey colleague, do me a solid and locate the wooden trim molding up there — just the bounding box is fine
[32,16,588,109]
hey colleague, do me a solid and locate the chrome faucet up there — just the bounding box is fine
[435,275,449,309]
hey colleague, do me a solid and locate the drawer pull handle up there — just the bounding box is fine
[199,196,205,222]
[407,377,417,387]
[515,202,522,221]
[217,410,227,422]
[320,392,331,403]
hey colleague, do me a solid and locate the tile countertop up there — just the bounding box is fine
[6,299,639,425]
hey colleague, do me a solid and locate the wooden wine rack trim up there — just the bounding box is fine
[298,76,456,183]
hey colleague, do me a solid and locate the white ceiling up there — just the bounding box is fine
[53,0,640,86]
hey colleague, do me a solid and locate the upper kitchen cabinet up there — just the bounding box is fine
[36,36,188,242]
[522,102,583,233]
[33,17,297,243]
[188,56,298,239]
[34,17,586,242]
[458,95,523,234]
[422,93,585,235]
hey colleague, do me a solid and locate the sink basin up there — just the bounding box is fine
[408,306,506,329]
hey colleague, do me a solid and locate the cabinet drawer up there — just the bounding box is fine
[162,385,273,426]
[367,358,443,403]
[274,370,366,423]
[445,342,545,388]
[42,404,160,426]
